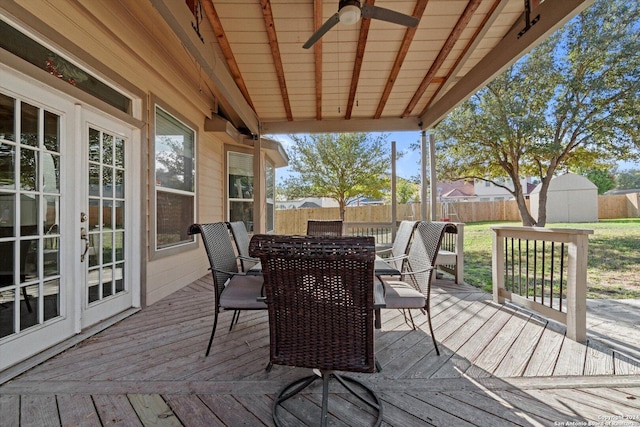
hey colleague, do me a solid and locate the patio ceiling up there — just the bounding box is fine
[156,0,593,136]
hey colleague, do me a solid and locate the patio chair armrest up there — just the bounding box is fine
[385,254,408,263]
[399,266,435,279]
[376,247,393,256]
[210,267,246,277]
[238,255,259,263]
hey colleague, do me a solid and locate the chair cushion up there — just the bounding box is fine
[383,280,425,309]
[220,275,267,309]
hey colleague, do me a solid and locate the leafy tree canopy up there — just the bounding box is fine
[616,169,640,190]
[578,168,616,194]
[427,0,640,226]
[280,133,392,219]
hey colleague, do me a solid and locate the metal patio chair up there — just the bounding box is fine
[306,219,343,236]
[249,234,382,426]
[381,221,450,356]
[227,220,259,272]
[188,222,266,356]
[376,220,417,273]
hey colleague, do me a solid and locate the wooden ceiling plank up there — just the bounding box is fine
[314,0,323,120]
[402,0,483,118]
[201,0,255,110]
[260,0,293,121]
[345,0,374,120]
[419,0,594,129]
[419,0,506,116]
[374,0,430,119]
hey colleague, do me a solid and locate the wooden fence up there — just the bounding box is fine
[275,193,639,235]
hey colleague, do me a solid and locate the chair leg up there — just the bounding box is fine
[272,372,382,427]
[425,307,440,356]
[229,310,240,331]
[205,310,220,357]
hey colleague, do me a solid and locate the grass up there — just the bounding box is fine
[462,218,640,299]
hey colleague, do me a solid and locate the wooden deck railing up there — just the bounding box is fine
[491,226,593,343]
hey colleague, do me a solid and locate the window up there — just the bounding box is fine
[228,152,253,232]
[266,161,275,232]
[154,106,195,251]
[0,19,131,113]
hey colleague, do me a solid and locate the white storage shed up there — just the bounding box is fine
[530,173,598,223]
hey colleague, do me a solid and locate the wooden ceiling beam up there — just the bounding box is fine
[374,0,429,119]
[419,0,594,129]
[201,0,254,110]
[314,0,323,120]
[260,0,293,121]
[419,0,505,117]
[402,0,483,118]
[344,0,373,120]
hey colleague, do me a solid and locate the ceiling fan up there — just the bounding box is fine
[303,0,419,49]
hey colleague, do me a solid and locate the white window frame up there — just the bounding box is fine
[149,98,197,260]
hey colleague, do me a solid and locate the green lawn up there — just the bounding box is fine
[462,218,640,299]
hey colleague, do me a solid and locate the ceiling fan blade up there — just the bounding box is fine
[361,5,419,28]
[303,13,341,49]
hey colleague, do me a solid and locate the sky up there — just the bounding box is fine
[269,131,640,183]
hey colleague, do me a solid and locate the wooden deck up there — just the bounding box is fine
[2,276,640,426]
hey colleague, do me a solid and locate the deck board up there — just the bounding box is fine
[2,275,640,426]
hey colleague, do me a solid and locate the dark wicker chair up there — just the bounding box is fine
[249,234,382,426]
[306,219,343,236]
[188,222,266,356]
[227,220,259,272]
[381,221,450,356]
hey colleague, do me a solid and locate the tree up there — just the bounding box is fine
[580,168,616,194]
[430,0,640,226]
[616,169,640,190]
[395,176,421,204]
[281,133,391,219]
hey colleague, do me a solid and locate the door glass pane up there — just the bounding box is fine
[0,143,15,189]
[103,166,113,197]
[103,200,113,229]
[20,195,39,236]
[44,195,59,234]
[0,241,14,286]
[115,264,124,293]
[43,279,60,321]
[88,268,99,303]
[0,93,15,142]
[44,111,59,152]
[89,164,100,197]
[89,128,100,162]
[115,231,124,262]
[0,193,15,237]
[20,284,39,330]
[115,201,124,229]
[20,239,38,282]
[102,266,113,297]
[115,169,124,198]
[89,199,100,229]
[21,102,38,147]
[103,133,113,166]
[43,153,60,193]
[88,233,99,267]
[44,237,59,277]
[0,288,15,337]
[115,137,124,168]
[20,148,37,191]
[103,232,113,264]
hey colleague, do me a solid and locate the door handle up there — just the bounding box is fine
[80,227,89,262]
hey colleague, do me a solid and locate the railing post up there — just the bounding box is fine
[492,227,505,304]
[566,233,588,343]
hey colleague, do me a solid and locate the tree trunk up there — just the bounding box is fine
[338,199,346,220]
[516,192,536,226]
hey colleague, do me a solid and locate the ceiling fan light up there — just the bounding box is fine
[339,5,361,25]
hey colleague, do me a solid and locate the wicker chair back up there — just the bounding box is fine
[306,219,343,236]
[250,234,376,373]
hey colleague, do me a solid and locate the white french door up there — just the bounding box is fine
[78,109,139,328]
[0,67,140,371]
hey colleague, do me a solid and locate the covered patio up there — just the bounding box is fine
[2,274,639,426]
